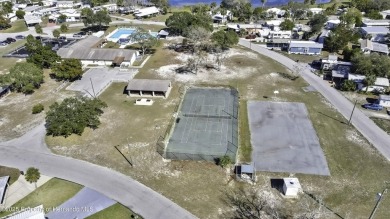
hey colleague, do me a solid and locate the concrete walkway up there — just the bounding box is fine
[239,39,390,160]
[4,175,52,208]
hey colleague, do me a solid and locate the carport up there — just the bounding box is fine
[126,79,172,98]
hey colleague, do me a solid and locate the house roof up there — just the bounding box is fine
[360,26,390,34]
[57,36,137,61]
[362,19,390,26]
[241,164,254,174]
[23,5,42,12]
[289,41,324,49]
[158,30,169,36]
[379,94,390,101]
[0,176,9,204]
[126,79,170,92]
[375,77,390,87]
[24,14,42,25]
[283,178,302,189]
[134,6,159,17]
[348,73,366,82]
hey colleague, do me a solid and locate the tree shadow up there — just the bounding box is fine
[303,191,345,219]
[366,97,378,103]
[270,178,284,194]
[318,111,347,124]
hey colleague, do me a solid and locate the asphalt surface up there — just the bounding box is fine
[239,39,390,161]
[248,101,330,175]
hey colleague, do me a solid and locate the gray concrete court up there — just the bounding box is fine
[45,187,116,219]
[248,101,330,176]
[166,88,239,161]
[66,67,137,97]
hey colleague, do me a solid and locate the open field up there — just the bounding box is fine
[0,20,28,33]
[0,40,26,75]
[0,70,75,141]
[0,166,20,185]
[41,42,390,218]
[86,203,140,219]
[0,178,83,217]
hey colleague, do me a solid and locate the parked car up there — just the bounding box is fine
[362,103,383,111]
[58,36,66,40]
[15,35,25,39]
[245,34,256,39]
[0,41,8,46]
[35,36,42,40]
[6,37,16,43]
[72,33,82,38]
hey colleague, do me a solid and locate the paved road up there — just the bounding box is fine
[239,39,390,160]
[0,123,196,219]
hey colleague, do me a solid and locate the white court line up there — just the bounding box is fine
[179,95,197,143]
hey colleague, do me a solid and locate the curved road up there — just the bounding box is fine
[239,39,390,160]
[0,123,196,219]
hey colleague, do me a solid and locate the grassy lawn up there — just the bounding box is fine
[45,43,390,218]
[0,178,83,217]
[371,117,390,134]
[0,20,28,33]
[238,100,252,162]
[86,203,140,219]
[277,50,330,64]
[0,166,20,185]
[0,39,26,75]
[0,70,75,141]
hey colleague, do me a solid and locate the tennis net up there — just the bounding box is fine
[182,113,231,119]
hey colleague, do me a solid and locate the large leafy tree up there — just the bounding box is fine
[236,2,253,23]
[351,53,390,78]
[25,167,40,188]
[280,19,295,30]
[252,7,266,22]
[324,25,359,53]
[286,1,307,21]
[35,24,43,34]
[0,14,10,29]
[1,2,13,16]
[46,97,107,137]
[0,62,44,94]
[211,30,239,49]
[15,10,25,19]
[340,7,363,27]
[60,23,68,32]
[129,31,158,56]
[53,29,60,39]
[81,8,111,29]
[166,12,213,36]
[308,14,328,34]
[53,59,83,81]
[25,35,61,69]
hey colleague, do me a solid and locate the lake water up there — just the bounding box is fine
[170,0,331,7]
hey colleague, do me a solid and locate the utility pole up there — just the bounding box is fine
[348,100,358,125]
[90,78,96,98]
[368,187,388,219]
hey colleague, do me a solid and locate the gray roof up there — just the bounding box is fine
[362,19,390,25]
[332,65,350,78]
[158,30,169,36]
[23,5,42,12]
[241,164,254,174]
[380,95,390,101]
[289,41,323,49]
[24,14,42,25]
[57,36,137,61]
[0,85,10,94]
[126,79,171,92]
[372,42,389,54]
[0,176,9,204]
[360,26,390,34]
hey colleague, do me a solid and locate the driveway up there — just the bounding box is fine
[239,39,390,160]
[46,187,116,219]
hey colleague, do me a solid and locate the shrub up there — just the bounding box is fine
[32,104,44,114]
[341,80,357,91]
[217,155,232,168]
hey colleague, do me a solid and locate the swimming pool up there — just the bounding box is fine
[109,28,136,39]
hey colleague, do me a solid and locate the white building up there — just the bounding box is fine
[379,10,390,19]
[264,20,282,31]
[326,19,340,29]
[378,95,390,107]
[57,36,139,66]
[134,6,159,19]
[309,8,324,15]
[102,3,117,12]
[24,14,42,27]
[360,26,390,42]
[56,0,81,8]
[362,19,390,27]
[266,8,286,17]
[283,178,302,197]
[360,39,389,55]
[23,5,43,14]
[268,30,292,39]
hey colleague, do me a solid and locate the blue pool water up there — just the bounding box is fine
[169,0,330,7]
[110,29,136,39]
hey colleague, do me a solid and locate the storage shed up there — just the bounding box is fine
[378,95,390,107]
[288,41,323,55]
[126,79,171,98]
[283,178,302,197]
[235,163,256,181]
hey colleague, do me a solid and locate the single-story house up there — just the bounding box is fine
[362,19,390,27]
[326,19,340,30]
[332,65,351,80]
[0,85,11,99]
[360,39,389,55]
[374,77,390,89]
[266,38,290,49]
[380,10,390,19]
[348,73,366,83]
[0,176,9,205]
[57,0,81,8]
[5,205,45,219]
[264,20,282,31]
[378,95,390,107]
[266,8,286,18]
[309,8,324,15]
[318,29,331,44]
[102,4,117,12]
[157,30,169,38]
[268,30,291,39]
[57,36,139,66]
[348,75,390,90]
[227,24,262,34]
[360,26,390,42]
[23,5,43,14]
[24,14,42,27]
[288,41,323,55]
[41,0,57,7]
[37,7,60,16]
[126,79,172,98]
[283,178,302,197]
[134,6,159,19]
[321,54,338,70]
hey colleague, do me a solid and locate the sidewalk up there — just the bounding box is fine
[3,175,52,208]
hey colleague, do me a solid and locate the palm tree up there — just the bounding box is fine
[261,0,266,8]
[25,167,41,188]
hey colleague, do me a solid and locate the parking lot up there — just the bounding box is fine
[2,37,78,58]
